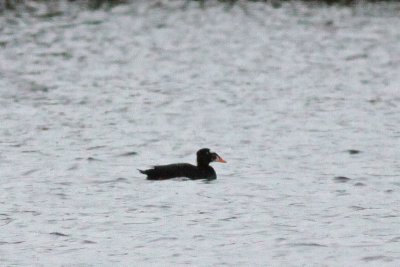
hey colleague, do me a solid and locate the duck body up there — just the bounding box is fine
[139,163,216,180]
[139,148,225,180]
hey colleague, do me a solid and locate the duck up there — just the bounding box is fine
[139,148,226,180]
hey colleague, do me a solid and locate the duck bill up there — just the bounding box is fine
[215,155,227,163]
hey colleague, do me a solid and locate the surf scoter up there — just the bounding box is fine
[139,148,226,180]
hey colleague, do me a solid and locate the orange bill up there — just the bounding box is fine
[215,155,227,163]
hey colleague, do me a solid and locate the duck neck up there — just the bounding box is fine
[197,159,210,169]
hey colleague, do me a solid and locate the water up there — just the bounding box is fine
[1,1,400,266]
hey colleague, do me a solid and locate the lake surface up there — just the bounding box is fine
[0,1,400,266]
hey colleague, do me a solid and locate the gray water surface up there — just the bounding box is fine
[1,1,400,266]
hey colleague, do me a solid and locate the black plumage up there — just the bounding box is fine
[139,148,226,180]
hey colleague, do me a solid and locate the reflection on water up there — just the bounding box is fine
[0,1,400,266]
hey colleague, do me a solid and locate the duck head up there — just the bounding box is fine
[197,148,226,167]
